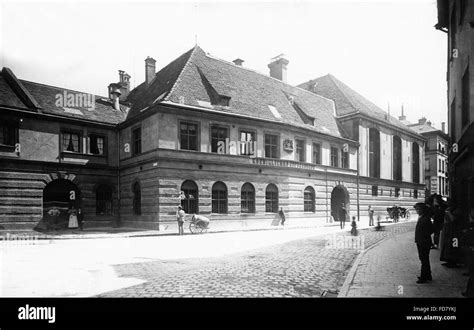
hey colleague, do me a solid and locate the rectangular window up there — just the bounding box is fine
[295,139,305,162]
[395,187,400,198]
[240,130,256,156]
[89,134,105,155]
[180,122,198,151]
[312,143,321,164]
[0,123,18,148]
[372,185,378,197]
[425,159,430,171]
[341,150,349,169]
[330,147,339,167]
[132,127,141,155]
[264,134,279,159]
[211,125,229,153]
[439,159,442,172]
[62,131,81,153]
[462,66,470,128]
[414,189,418,199]
[352,120,359,141]
[450,98,456,141]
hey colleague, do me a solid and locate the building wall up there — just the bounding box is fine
[446,0,474,211]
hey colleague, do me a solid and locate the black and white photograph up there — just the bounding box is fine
[0,0,473,328]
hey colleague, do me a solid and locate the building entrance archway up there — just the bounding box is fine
[331,185,350,222]
[42,179,81,229]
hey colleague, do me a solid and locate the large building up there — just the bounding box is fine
[0,46,425,232]
[405,117,450,198]
[436,0,474,213]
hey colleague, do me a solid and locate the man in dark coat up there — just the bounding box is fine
[414,202,434,283]
[339,203,347,229]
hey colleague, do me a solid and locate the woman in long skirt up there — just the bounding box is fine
[68,207,79,229]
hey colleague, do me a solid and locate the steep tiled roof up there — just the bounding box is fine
[125,47,195,119]
[0,68,126,125]
[0,75,28,110]
[298,74,419,135]
[20,80,127,124]
[129,46,343,139]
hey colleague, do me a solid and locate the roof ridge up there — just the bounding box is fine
[203,51,335,105]
[163,45,200,102]
[19,78,107,99]
[325,74,360,114]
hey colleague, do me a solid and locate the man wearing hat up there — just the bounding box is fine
[176,205,186,235]
[414,202,434,283]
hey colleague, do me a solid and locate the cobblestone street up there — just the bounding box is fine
[98,222,416,297]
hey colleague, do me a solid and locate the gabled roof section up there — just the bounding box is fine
[0,68,127,124]
[125,46,196,119]
[1,67,41,111]
[298,74,419,134]
[158,46,342,138]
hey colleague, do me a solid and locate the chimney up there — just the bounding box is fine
[232,58,244,66]
[108,83,122,111]
[441,122,446,133]
[398,104,406,121]
[268,54,289,82]
[418,117,427,125]
[118,70,131,101]
[145,56,156,86]
[427,120,432,126]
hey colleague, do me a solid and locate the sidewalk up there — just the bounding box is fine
[0,217,408,240]
[339,229,468,297]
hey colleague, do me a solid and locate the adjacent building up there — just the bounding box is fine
[436,0,474,213]
[0,45,426,231]
[405,117,450,198]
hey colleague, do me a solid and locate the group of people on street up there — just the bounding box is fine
[67,206,84,230]
[413,194,474,297]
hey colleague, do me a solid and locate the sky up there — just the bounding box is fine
[0,0,448,128]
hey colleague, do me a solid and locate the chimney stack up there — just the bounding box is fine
[418,117,427,125]
[232,58,244,66]
[268,54,289,82]
[145,56,156,86]
[398,104,406,121]
[441,122,446,133]
[108,83,122,111]
[118,70,131,101]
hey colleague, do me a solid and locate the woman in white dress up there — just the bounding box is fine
[68,207,79,229]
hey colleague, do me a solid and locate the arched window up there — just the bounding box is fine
[212,181,227,214]
[265,184,279,213]
[393,136,402,181]
[181,180,198,214]
[369,128,380,178]
[412,142,420,183]
[241,183,255,213]
[132,182,141,215]
[96,185,113,215]
[304,186,315,212]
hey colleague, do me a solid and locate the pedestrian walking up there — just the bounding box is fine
[414,202,434,283]
[368,205,374,226]
[279,207,286,226]
[339,203,347,229]
[176,205,186,235]
[77,207,84,231]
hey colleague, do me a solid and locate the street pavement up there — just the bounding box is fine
[339,229,468,298]
[3,218,464,298]
[97,222,416,298]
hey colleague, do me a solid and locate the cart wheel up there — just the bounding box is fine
[189,222,196,234]
[197,226,203,234]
